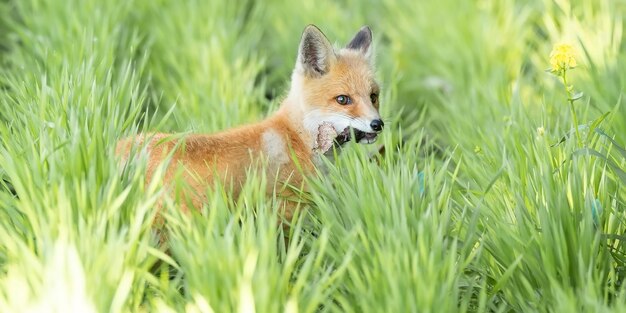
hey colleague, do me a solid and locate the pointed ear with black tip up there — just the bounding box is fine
[296,25,336,77]
[346,26,373,59]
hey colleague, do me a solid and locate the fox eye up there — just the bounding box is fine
[370,93,378,103]
[335,95,352,105]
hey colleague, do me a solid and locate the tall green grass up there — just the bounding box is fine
[0,0,625,312]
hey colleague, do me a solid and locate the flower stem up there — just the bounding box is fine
[562,71,581,146]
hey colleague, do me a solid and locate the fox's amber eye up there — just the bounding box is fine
[335,95,352,105]
[370,93,378,104]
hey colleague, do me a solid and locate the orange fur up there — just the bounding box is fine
[116,25,382,221]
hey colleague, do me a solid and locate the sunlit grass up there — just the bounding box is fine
[0,0,625,312]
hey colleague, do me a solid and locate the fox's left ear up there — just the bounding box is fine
[346,26,373,60]
[297,25,336,77]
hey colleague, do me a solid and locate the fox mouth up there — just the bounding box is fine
[334,127,378,146]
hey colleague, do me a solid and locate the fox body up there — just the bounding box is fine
[116,25,383,219]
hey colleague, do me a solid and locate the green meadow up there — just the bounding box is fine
[1,0,625,312]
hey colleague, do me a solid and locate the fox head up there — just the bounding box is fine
[288,25,383,145]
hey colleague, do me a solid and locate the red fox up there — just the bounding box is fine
[116,25,383,220]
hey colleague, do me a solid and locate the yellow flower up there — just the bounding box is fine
[549,43,577,72]
[536,126,545,138]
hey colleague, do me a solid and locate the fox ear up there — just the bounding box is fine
[346,26,373,59]
[297,25,336,77]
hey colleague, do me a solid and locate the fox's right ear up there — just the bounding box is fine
[296,25,336,77]
[346,26,373,60]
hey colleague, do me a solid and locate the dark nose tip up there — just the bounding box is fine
[370,119,384,132]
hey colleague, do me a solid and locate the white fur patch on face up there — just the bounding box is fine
[261,129,289,165]
[303,109,375,135]
[303,111,350,135]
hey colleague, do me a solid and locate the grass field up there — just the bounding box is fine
[1,0,625,312]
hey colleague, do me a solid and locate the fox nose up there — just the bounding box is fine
[370,119,384,132]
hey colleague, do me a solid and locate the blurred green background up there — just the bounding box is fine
[0,0,625,312]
